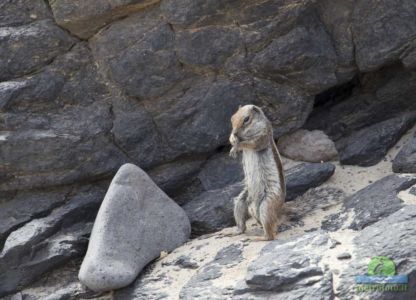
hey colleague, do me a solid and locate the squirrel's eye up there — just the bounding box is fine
[243,116,250,124]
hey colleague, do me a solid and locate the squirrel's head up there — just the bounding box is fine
[230,104,269,141]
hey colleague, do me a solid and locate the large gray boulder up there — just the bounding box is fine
[277,129,338,163]
[78,164,191,292]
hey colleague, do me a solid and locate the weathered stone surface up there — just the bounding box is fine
[336,113,416,166]
[7,263,107,300]
[148,78,253,159]
[1,185,105,258]
[322,174,416,231]
[286,162,336,201]
[50,0,160,39]
[148,158,205,196]
[277,129,338,162]
[252,78,313,138]
[160,0,228,26]
[352,0,416,72]
[172,151,244,206]
[0,44,127,191]
[0,222,92,297]
[0,185,105,297]
[173,255,199,270]
[90,9,185,100]
[337,205,416,299]
[109,95,164,169]
[175,26,242,69]
[251,24,338,94]
[179,244,244,299]
[286,187,345,229]
[0,189,69,249]
[197,152,244,191]
[235,232,333,299]
[79,164,191,292]
[183,183,242,236]
[0,19,76,81]
[0,0,51,27]
[90,1,315,162]
[393,134,416,173]
[316,0,356,82]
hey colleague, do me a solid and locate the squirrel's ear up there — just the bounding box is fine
[252,105,262,113]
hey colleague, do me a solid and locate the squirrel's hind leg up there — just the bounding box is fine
[258,195,283,241]
[234,188,249,234]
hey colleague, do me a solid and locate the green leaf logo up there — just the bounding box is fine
[367,256,396,276]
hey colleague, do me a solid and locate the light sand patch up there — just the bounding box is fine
[398,185,416,205]
[321,123,416,195]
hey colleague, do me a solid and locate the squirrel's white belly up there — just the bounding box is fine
[242,147,282,208]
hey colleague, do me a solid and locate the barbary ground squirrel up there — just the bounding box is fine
[229,104,285,240]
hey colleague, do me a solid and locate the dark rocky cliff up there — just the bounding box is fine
[1,0,416,299]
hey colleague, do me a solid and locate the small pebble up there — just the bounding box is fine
[337,252,352,260]
[329,239,341,249]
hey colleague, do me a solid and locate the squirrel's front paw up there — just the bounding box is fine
[229,133,239,146]
[229,146,238,158]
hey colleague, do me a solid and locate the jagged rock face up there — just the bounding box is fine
[2,0,416,298]
[2,0,415,194]
[0,185,107,297]
[305,66,416,166]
